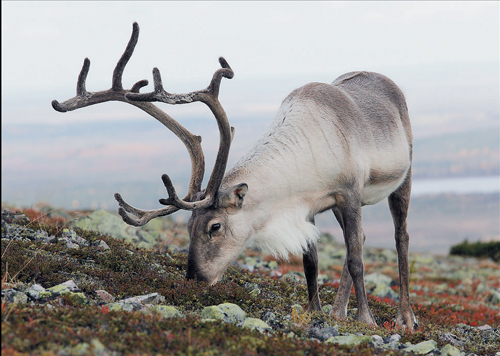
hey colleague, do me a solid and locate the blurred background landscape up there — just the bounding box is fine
[2,2,499,255]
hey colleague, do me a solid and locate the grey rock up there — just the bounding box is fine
[34,229,50,243]
[47,280,81,295]
[119,292,165,305]
[94,290,115,303]
[440,344,463,356]
[95,240,110,250]
[201,303,247,323]
[364,272,399,300]
[62,238,80,249]
[308,326,339,341]
[25,284,49,301]
[61,229,89,247]
[148,305,183,318]
[403,340,437,354]
[326,335,372,346]
[240,318,272,332]
[372,334,384,346]
[261,311,284,329]
[1,289,28,304]
[280,271,304,283]
[72,210,157,249]
[384,334,402,344]
[439,333,466,347]
[106,302,145,312]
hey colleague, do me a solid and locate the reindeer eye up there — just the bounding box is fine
[210,223,221,233]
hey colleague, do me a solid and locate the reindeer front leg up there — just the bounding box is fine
[303,241,322,312]
[336,196,376,325]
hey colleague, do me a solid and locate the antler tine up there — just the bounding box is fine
[112,22,139,91]
[51,22,142,113]
[126,57,234,105]
[52,58,91,112]
[115,193,179,226]
[206,57,234,98]
[52,22,208,226]
[126,58,234,211]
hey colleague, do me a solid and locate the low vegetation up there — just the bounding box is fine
[2,207,499,355]
[450,240,500,262]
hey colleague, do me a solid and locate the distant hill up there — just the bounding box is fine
[316,193,500,255]
[412,129,499,178]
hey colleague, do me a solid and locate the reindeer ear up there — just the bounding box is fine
[219,183,248,208]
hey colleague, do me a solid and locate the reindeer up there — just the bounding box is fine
[53,23,417,330]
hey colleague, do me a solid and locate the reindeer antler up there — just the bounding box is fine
[125,57,235,211]
[52,22,230,226]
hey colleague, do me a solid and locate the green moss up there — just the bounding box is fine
[2,208,499,356]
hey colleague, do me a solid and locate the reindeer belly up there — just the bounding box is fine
[361,147,410,206]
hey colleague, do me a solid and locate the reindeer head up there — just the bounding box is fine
[52,23,250,285]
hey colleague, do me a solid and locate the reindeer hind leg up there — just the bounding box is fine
[388,169,418,331]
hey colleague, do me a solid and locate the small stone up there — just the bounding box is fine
[280,272,303,283]
[106,302,145,312]
[218,303,247,323]
[34,230,50,243]
[439,333,465,347]
[119,293,165,305]
[372,335,384,346]
[477,324,492,331]
[241,318,272,332]
[62,229,89,246]
[384,334,402,344]
[440,344,463,356]
[149,305,183,318]
[308,327,339,341]
[201,303,247,323]
[64,239,80,249]
[25,284,47,301]
[326,335,373,346]
[403,340,437,354]
[261,311,283,329]
[1,289,28,304]
[201,305,226,321]
[95,240,110,250]
[95,290,115,303]
[47,280,81,295]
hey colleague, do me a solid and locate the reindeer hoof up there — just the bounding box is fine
[356,310,377,327]
[395,308,418,331]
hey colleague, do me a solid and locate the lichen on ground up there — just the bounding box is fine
[1,207,499,355]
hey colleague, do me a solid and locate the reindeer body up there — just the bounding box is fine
[221,71,412,259]
[53,23,418,331]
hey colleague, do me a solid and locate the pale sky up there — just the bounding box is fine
[2,1,499,126]
[1,1,499,211]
